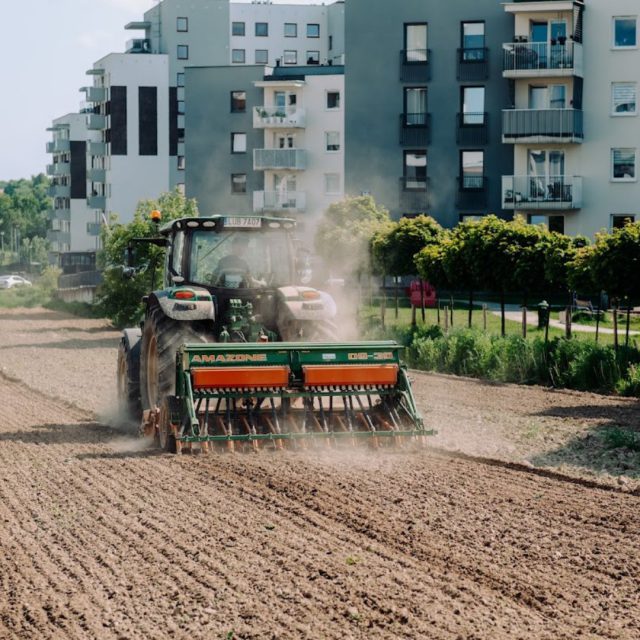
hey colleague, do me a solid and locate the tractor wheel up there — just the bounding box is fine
[281,319,338,342]
[139,305,212,412]
[116,335,142,423]
[158,398,177,453]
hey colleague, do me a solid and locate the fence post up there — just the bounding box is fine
[444,306,449,332]
[482,304,487,331]
[522,306,527,338]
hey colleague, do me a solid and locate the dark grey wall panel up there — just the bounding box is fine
[69,141,87,199]
[139,86,158,156]
[169,87,178,157]
[110,86,127,156]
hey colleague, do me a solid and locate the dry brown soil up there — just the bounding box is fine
[0,308,639,639]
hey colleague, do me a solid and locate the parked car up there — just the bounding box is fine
[0,275,33,289]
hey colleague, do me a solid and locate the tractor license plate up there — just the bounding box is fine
[224,217,262,228]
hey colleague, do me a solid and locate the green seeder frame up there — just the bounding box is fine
[168,341,431,446]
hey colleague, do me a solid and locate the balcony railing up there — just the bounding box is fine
[46,139,70,154]
[399,177,429,214]
[87,141,106,156]
[502,175,582,210]
[502,108,583,143]
[457,48,489,81]
[253,191,307,213]
[82,86,106,102]
[86,114,106,130]
[456,176,488,209]
[253,106,306,128]
[400,49,431,82]
[503,41,583,77]
[48,185,70,198]
[456,112,488,145]
[88,195,106,209]
[46,162,70,176]
[399,113,431,146]
[253,148,306,170]
[87,168,106,183]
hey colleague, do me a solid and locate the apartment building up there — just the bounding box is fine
[344,0,514,228]
[185,64,344,241]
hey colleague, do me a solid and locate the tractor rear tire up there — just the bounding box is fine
[139,305,212,412]
[116,334,142,424]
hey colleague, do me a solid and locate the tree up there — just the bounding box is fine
[97,189,199,328]
[314,195,391,278]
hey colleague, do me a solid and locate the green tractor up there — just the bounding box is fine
[117,214,428,453]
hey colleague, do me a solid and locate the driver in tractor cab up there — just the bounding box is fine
[213,234,264,288]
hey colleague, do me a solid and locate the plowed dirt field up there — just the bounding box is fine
[0,308,639,639]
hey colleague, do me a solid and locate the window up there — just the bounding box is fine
[255,22,268,37]
[404,87,427,125]
[177,155,185,170]
[612,214,636,229]
[326,91,340,109]
[306,51,320,64]
[462,87,485,124]
[231,174,247,194]
[307,23,320,38]
[325,131,340,152]
[403,151,427,189]
[176,72,184,87]
[462,22,485,60]
[612,148,636,180]
[177,183,185,196]
[177,17,188,32]
[324,173,340,194]
[255,49,268,64]
[613,17,637,48]
[177,100,185,115]
[232,49,246,64]
[285,23,297,38]
[177,128,185,143]
[232,21,245,37]
[177,45,189,60]
[231,91,246,112]
[461,151,484,189]
[231,133,247,153]
[612,83,637,115]
[404,23,427,62]
[283,50,297,64]
[329,35,333,50]
[548,216,565,234]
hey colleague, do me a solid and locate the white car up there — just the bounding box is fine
[0,275,33,289]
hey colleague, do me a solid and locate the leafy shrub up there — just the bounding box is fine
[602,427,640,451]
[616,363,640,397]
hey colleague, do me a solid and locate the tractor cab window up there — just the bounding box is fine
[189,229,292,288]
[166,230,185,284]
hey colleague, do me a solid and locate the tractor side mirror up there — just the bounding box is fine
[296,250,312,285]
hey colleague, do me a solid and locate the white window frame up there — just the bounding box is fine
[611,214,636,229]
[232,49,246,64]
[611,82,637,116]
[255,49,268,64]
[177,155,185,170]
[324,173,341,194]
[283,50,297,65]
[613,16,638,49]
[284,22,297,38]
[611,148,637,181]
[325,131,340,152]
[231,132,247,154]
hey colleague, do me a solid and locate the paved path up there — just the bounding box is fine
[500,309,640,335]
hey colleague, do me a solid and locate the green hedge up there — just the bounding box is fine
[376,324,640,395]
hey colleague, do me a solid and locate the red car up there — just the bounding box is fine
[408,280,436,308]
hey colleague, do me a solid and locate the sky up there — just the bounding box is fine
[0,0,317,182]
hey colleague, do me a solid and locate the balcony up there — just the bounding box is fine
[126,38,151,54]
[253,191,307,214]
[456,177,488,210]
[502,175,582,210]
[46,139,70,154]
[253,106,306,128]
[457,112,488,145]
[502,109,583,143]
[46,162,70,176]
[47,185,70,198]
[400,49,431,82]
[457,48,489,81]
[253,148,306,171]
[399,177,429,214]
[87,168,106,183]
[81,86,106,102]
[502,41,583,78]
[87,141,106,156]
[49,208,70,222]
[88,195,106,209]
[86,114,106,130]
[399,114,431,146]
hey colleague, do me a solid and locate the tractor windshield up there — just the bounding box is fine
[189,228,293,289]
